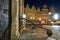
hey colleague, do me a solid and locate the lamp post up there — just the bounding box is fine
[51,13,59,21]
[22,14,26,18]
[22,14,26,29]
[19,14,26,32]
[19,14,26,40]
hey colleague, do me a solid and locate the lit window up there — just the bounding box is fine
[48,12,51,15]
[39,18,41,21]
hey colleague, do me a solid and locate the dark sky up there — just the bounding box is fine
[24,0,60,11]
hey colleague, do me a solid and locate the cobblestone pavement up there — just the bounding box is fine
[19,27,60,40]
[51,25,60,40]
[19,28,48,40]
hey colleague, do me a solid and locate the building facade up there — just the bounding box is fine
[25,4,55,25]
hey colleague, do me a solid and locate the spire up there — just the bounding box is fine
[37,7,41,14]
[42,4,48,11]
[25,3,30,10]
[42,4,48,14]
[37,7,40,11]
[31,5,36,10]
[43,4,47,9]
[50,6,55,10]
[26,3,29,8]
[50,6,55,12]
[31,5,36,12]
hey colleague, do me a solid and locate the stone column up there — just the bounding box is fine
[20,0,24,16]
[19,0,26,30]
[10,0,20,40]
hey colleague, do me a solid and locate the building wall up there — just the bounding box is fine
[25,4,55,24]
[0,0,8,38]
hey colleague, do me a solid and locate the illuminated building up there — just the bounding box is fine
[24,4,55,25]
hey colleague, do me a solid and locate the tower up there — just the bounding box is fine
[36,7,41,19]
[25,3,30,11]
[50,6,55,13]
[25,3,31,19]
[31,5,36,13]
[41,4,48,14]
[37,7,41,14]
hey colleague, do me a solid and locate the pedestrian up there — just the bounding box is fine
[46,29,56,40]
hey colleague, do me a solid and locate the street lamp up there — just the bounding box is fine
[19,14,26,32]
[53,14,59,20]
[22,14,26,28]
[50,13,59,21]
[22,14,26,18]
[48,12,52,15]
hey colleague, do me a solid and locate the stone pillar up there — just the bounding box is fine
[20,0,24,16]
[10,0,20,40]
[19,0,26,30]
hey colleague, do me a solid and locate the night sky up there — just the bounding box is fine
[24,0,60,11]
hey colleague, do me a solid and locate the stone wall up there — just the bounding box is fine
[0,0,8,38]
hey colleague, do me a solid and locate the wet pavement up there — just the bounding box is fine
[19,25,60,40]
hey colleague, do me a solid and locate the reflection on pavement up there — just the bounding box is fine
[19,25,60,40]
[51,25,60,39]
[19,28,48,40]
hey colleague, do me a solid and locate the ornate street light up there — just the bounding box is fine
[19,14,26,31]
[22,14,26,18]
[50,12,59,21]
[53,14,59,20]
